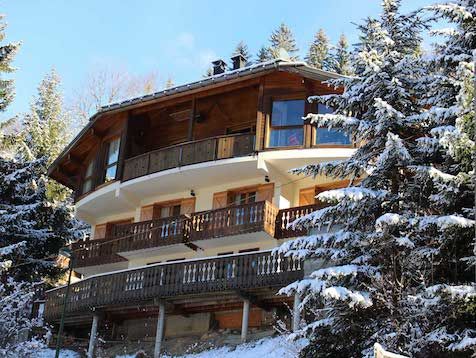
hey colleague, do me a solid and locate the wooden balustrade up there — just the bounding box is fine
[275,204,321,239]
[72,202,319,268]
[44,250,303,321]
[189,201,278,241]
[123,133,255,181]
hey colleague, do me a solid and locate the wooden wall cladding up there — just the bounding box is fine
[214,309,263,329]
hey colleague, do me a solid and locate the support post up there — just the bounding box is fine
[154,301,166,358]
[241,298,250,343]
[293,293,301,332]
[87,313,100,358]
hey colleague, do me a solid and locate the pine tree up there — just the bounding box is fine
[277,0,475,356]
[20,70,72,201]
[269,23,299,60]
[0,15,20,113]
[331,34,353,75]
[233,40,252,65]
[305,29,331,69]
[0,155,81,282]
[256,46,271,63]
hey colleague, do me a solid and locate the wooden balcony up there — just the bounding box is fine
[72,203,320,269]
[123,133,255,181]
[44,250,303,321]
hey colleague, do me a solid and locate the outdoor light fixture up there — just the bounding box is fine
[190,189,195,197]
[265,175,270,183]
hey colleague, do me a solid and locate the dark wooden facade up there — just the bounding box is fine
[48,69,344,200]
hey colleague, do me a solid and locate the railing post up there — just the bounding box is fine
[87,313,100,358]
[241,298,250,343]
[293,293,302,332]
[154,300,166,358]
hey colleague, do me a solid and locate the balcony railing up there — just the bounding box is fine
[123,133,255,181]
[44,250,303,321]
[190,201,278,241]
[72,203,321,268]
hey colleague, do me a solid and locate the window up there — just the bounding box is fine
[82,159,95,194]
[232,191,256,206]
[268,100,304,147]
[315,104,351,145]
[103,138,121,182]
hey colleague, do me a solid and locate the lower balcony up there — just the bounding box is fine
[72,202,319,270]
[44,250,303,322]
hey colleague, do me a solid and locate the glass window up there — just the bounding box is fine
[268,100,305,147]
[82,159,95,194]
[103,138,120,182]
[315,104,351,145]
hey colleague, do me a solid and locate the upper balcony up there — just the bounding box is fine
[47,59,353,216]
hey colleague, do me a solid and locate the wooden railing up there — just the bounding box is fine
[190,201,278,241]
[123,133,255,181]
[275,204,321,239]
[44,250,303,321]
[74,216,189,268]
[72,202,320,268]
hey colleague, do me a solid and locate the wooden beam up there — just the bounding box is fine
[235,290,272,312]
[116,113,130,181]
[187,97,196,141]
[255,77,265,151]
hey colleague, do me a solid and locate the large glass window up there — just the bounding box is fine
[104,138,120,182]
[315,104,351,145]
[82,159,95,194]
[268,100,304,147]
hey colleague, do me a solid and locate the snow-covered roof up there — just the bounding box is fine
[48,58,343,179]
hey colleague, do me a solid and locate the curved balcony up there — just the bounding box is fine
[44,250,304,322]
[123,133,255,181]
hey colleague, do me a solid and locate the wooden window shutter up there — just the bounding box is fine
[212,191,228,209]
[180,197,196,215]
[299,187,317,206]
[256,183,274,203]
[140,205,161,221]
[94,224,107,240]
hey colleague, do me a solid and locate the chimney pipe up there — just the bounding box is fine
[231,54,246,70]
[212,59,227,75]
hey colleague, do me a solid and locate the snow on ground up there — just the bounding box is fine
[35,349,80,358]
[117,335,308,358]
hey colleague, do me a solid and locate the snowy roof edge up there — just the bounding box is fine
[48,59,343,177]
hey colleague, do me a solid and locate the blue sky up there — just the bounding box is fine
[2,0,436,121]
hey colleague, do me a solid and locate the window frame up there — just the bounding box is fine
[312,104,353,148]
[266,97,306,149]
[102,136,121,183]
[81,158,96,195]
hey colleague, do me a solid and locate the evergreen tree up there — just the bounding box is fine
[331,34,353,75]
[277,0,475,356]
[233,40,252,65]
[20,70,72,201]
[256,45,271,63]
[0,155,81,283]
[305,29,331,69]
[0,15,20,113]
[269,23,299,60]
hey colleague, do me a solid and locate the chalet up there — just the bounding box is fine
[45,56,355,357]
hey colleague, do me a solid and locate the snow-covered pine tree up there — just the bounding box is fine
[269,23,299,60]
[0,154,81,282]
[0,15,20,113]
[276,0,475,356]
[331,34,353,75]
[256,46,271,63]
[305,29,331,70]
[233,40,252,66]
[0,242,48,357]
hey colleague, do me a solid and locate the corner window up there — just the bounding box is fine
[104,138,120,182]
[315,104,351,145]
[268,100,304,147]
[82,159,95,194]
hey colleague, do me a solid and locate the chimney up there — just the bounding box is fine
[212,59,227,75]
[231,54,246,70]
